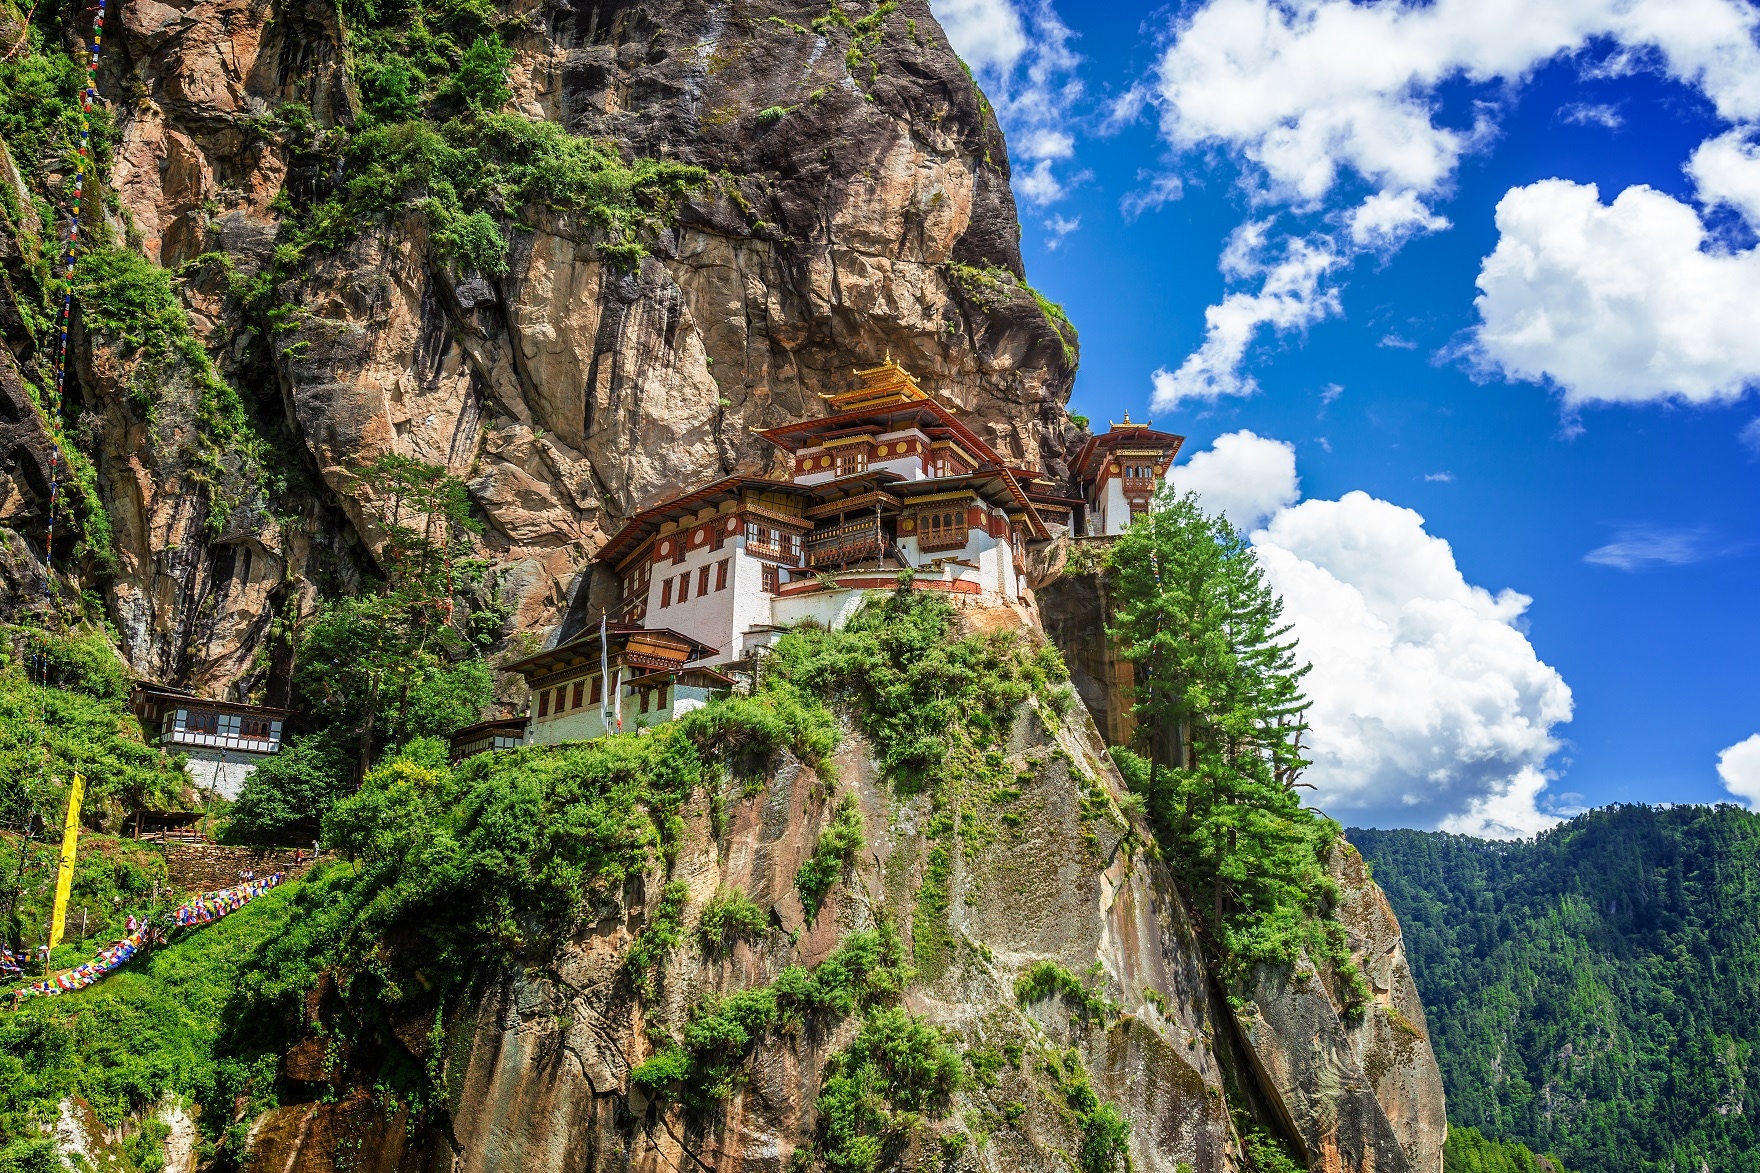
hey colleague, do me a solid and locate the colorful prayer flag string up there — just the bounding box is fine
[6,873,285,1001]
[41,0,108,606]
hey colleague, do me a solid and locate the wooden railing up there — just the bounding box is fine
[806,520,883,567]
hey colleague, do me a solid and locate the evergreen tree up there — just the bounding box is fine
[1107,489,1349,981]
[295,455,489,775]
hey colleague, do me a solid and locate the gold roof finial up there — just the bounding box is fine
[1121,409,1132,425]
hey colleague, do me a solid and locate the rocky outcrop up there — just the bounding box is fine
[1033,555,1135,747]
[1223,844,1448,1173]
[249,687,1237,1173]
[0,0,1087,694]
[240,628,1445,1173]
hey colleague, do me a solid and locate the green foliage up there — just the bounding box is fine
[291,454,492,772]
[293,595,494,771]
[223,729,353,846]
[811,1005,963,1172]
[443,35,512,112]
[277,113,705,273]
[0,37,117,184]
[355,55,423,123]
[912,841,953,980]
[697,887,770,955]
[1444,1127,1573,1173]
[1041,1047,1130,1173]
[1107,490,1355,998]
[227,694,835,1096]
[795,793,864,921]
[632,922,911,1106]
[431,208,508,275]
[0,1137,60,1173]
[764,590,1063,797]
[626,880,688,998]
[0,881,299,1163]
[1014,960,1116,1022]
[0,628,188,831]
[1356,805,1760,1173]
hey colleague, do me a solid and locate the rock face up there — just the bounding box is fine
[0,0,1084,693]
[249,682,1216,1172]
[1221,843,1447,1173]
[239,637,1446,1173]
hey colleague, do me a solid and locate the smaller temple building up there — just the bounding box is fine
[499,624,731,747]
[1071,414,1184,536]
[447,716,529,764]
[130,685,290,799]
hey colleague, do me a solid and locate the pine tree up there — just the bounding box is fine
[1107,488,1348,980]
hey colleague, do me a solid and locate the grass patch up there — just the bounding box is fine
[0,882,301,1165]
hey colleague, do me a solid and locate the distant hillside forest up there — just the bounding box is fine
[1354,805,1760,1173]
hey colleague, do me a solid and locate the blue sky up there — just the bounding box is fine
[930,0,1760,833]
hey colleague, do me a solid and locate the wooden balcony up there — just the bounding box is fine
[806,519,883,567]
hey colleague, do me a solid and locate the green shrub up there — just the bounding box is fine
[812,1006,963,1172]
[1014,960,1116,1022]
[432,208,509,274]
[224,729,353,846]
[279,114,705,274]
[697,888,771,955]
[795,794,864,920]
[1042,1048,1131,1173]
[634,923,910,1106]
[444,35,512,112]
[626,881,690,998]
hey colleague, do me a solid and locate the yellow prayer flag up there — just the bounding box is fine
[47,773,85,951]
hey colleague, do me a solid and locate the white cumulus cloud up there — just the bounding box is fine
[1152,225,1343,406]
[1348,190,1451,249]
[1254,492,1574,837]
[1717,733,1760,808]
[1145,0,1760,204]
[1168,429,1299,530]
[1471,178,1760,405]
[1135,0,1760,403]
[1687,128,1760,226]
[1166,434,1576,837]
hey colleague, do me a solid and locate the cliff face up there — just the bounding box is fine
[0,0,1082,695]
[240,632,1447,1173]
[3,2,1452,1166]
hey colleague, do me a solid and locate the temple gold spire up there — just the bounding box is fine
[822,357,931,411]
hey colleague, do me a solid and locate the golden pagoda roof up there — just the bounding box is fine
[822,357,931,412]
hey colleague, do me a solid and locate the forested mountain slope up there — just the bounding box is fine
[1354,805,1760,1173]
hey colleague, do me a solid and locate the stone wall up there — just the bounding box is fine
[163,844,321,894]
